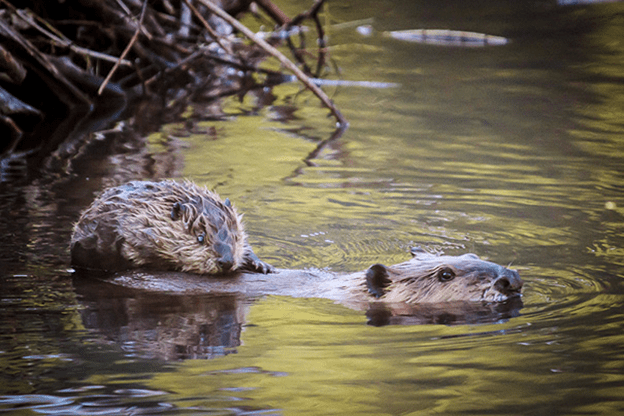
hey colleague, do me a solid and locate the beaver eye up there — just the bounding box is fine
[437,267,455,282]
[197,233,206,244]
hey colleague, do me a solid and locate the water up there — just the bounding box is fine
[1,0,624,414]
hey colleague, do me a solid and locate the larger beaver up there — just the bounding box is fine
[108,247,523,306]
[71,180,273,275]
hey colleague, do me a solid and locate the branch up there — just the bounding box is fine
[13,9,132,66]
[195,0,348,128]
[98,0,148,95]
[182,0,232,55]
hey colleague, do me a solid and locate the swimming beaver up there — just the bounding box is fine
[70,180,273,275]
[108,247,523,305]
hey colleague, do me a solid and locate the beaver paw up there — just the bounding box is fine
[253,259,275,274]
[242,251,275,274]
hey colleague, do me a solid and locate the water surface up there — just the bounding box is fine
[1,0,624,414]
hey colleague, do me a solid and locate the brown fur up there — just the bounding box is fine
[341,248,523,305]
[71,180,273,275]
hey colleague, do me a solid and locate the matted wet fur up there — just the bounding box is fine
[71,180,273,275]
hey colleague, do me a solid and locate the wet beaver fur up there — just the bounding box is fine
[70,180,273,275]
[109,247,523,306]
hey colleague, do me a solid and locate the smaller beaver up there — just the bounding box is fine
[70,180,273,275]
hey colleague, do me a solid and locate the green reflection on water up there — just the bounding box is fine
[4,0,624,414]
[131,294,623,415]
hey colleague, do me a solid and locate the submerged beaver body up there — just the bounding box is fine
[109,247,523,306]
[71,180,273,275]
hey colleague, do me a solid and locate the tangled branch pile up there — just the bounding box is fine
[0,0,344,162]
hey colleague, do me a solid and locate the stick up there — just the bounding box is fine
[195,0,348,127]
[13,9,133,66]
[182,0,232,55]
[254,0,291,25]
[98,0,148,95]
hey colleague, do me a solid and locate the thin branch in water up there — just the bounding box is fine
[289,0,325,27]
[311,6,327,77]
[287,0,327,77]
[98,0,148,95]
[195,0,348,128]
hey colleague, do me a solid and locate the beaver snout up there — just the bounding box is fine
[493,270,523,296]
[214,239,236,272]
[217,258,234,273]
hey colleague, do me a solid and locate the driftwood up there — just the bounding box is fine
[0,0,347,165]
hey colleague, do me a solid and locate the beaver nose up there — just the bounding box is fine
[217,258,234,273]
[214,239,234,272]
[494,270,523,295]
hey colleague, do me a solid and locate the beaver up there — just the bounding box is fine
[70,180,273,275]
[107,247,523,306]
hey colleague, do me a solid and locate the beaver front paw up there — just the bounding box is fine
[254,259,275,274]
[242,250,274,274]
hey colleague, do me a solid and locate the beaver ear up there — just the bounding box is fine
[366,264,392,298]
[224,198,231,208]
[410,246,435,260]
[171,202,186,221]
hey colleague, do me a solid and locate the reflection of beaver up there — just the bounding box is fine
[109,247,523,305]
[70,180,273,275]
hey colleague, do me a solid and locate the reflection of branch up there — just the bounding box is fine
[98,0,148,95]
[195,0,348,128]
[280,125,347,183]
[303,125,347,166]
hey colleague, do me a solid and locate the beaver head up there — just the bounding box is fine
[363,247,523,303]
[168,191,246,274]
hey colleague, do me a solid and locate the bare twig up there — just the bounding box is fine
[311,6,327,77]
[114,0,133,16]
[182,0,232,55]
[285,0,326,77]
[13,9,133,66]
[195,0,348,127]
[0,43,26,83]
[289,0,325,27]
[98,0,148,95]
[285,29,312,75]
[178,0,192,38]
[0,17,92,106]
[254,0,291,25]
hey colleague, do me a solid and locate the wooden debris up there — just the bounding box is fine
[0,0,347,163]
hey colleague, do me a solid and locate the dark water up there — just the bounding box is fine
[2,0,624,414]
